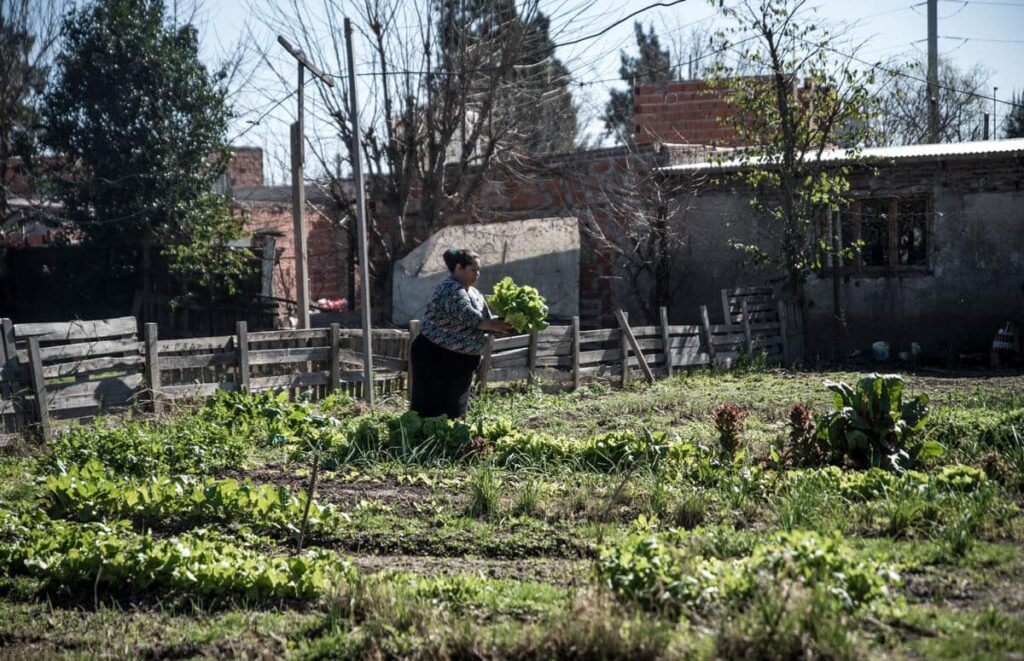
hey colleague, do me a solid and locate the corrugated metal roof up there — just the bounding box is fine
[657,137,1024,173]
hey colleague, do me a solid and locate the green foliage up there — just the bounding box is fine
[486,277,549,333]
[466,468,502,520]
[707,0,882,293]
[43,460,341,536]
[0,509,353,601]
[43,0,246,297]
[597,529,899,617]
[47,414,250,477]
[603,22,672,143]
[1006,91,1024,139]
[814,373,939,471]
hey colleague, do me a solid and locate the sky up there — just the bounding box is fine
[193,0,1024,183]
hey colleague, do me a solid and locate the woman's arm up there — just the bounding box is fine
[479,318,513,334]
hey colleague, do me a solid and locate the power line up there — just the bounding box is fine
[229,89,297,143]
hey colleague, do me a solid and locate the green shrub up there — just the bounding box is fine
[815,373,940,471]
[48,415,250,477]
[0,509,354,601]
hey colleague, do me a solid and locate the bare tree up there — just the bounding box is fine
[250,0,581,321]
[0,0,69,227]
[872,56,991,145]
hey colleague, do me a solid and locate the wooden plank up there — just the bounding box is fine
[330,324,341,392]
[627,325,664,337]
[620,311,630,387]
[572,316,581,390]
[477,335,494,389]
[660,307,673,377]
[246,329,329,343]
[337,328,408,340]
[490,366,532,383]
[144,323,162,414]
[577,347,622,364]
[248,346,331,366]
[666,325,702,335]
[157,336,234,352]
[42,354,144,379]
[27,338,51,442]
[491,347,530,367]
[729,286,774,296]
[340,354,405,372]
[777,300,790,365]
[578,328,618,343]
[22,338,141,364]
[667,335,702,350]
[236,321,249,391]
[48,390,137,412]
[47,373,144,400]
[162,382,239,399]
[534,355,572,368]
[741,300,754,354]
[407,320,420,400]
[338,370,402,381]
[673,351,712,367]
[159,352,236,370]
[699,305,716,360]
[12,317,137,343]
[615,310,654,383]
[0,318,22,434]
[720,289,732,327]
[250,372,331,391]
[527,331,538,386]
[492,334,531,351]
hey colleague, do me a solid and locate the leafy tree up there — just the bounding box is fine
[0,0,66,226]
[43,0,248,311]
[706,0,878,299]
[604,22,673,144]
[1004,91,1024,139]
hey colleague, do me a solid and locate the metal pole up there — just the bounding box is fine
[292,62,310,329]
[927,0,939,143]
[993,87,999,139]
[344,17,375,407]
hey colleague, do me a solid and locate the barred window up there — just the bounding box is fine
[835,197,931,274]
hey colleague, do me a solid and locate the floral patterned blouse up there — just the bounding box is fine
[420,275,492,355]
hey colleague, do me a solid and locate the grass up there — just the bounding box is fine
[1,367,1022,658]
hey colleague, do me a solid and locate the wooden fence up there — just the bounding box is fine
[0,298,791,443]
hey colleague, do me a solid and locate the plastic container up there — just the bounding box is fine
[872,341,890,362]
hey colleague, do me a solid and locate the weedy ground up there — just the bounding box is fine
[1,366,1022,659]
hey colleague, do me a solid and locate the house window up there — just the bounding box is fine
[836,197,931,274]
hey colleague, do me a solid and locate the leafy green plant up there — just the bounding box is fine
[42,461,342,537]
[0,509,354,601]
[814,373,940,471]
[47,414,250,477]
[466,468,502,520]
[485,276,549,333]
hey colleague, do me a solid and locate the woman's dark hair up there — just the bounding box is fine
[443,248,480,272]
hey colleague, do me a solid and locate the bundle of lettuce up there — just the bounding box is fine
[486,277,549,333]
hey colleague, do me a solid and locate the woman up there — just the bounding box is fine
[410,248,512,419]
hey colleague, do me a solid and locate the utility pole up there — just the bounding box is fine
[344,17,375,407]
[278,35,334,329]
[993,87,999,139]
[927,0,939,143]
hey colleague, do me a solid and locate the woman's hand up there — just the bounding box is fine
[480,318,514,335]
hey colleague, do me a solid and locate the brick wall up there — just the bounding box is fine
[227,147,264,187]
[634,80,740,146]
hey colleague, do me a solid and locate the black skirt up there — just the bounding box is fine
[409,334,481,419]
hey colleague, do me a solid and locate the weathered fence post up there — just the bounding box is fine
[699,304,717,361]
[407,320,420,399]
[329,323,341,392]
[615,309,655,383]
[620,311,630,387]
[741,299,754,354]
[1,318,24,431]
[720,289,733,329]
[477,335,494,389]
[572,316,581,390]
[777,301,790,365]
[144,323,162,414]
[660,306,673,377]
[527,331,538,386]
[26,337,50,442]
[236,321,249,392]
